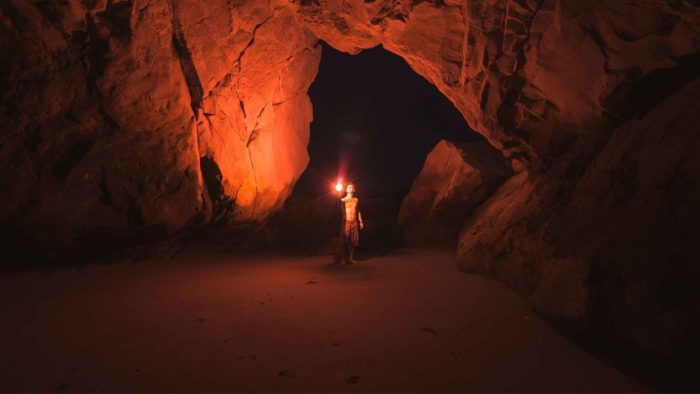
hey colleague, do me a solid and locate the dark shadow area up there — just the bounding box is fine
[546,305,700,393]
[268,42,482,258]
[604,50,700,123]
[297,42,482,198]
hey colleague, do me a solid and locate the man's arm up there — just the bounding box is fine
[358,211,364,229]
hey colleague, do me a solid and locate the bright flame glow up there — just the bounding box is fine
[335,181,343,192]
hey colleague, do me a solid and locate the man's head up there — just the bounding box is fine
[346,182,356,194]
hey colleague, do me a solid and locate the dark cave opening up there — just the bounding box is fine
[296,42,483,199]
[272,42,484,256]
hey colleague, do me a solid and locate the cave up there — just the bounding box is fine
[274,42,492,256]
[1,0,700,392]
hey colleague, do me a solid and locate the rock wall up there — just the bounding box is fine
[398,139,510,246]
[292,0,700,170]
[457,77,700,388]
[0,0,320,253]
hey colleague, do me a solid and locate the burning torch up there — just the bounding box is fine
[334,180,344,196]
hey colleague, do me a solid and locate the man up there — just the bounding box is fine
[339,182,364,264]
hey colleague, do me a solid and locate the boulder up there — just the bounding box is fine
[399,140,510,246]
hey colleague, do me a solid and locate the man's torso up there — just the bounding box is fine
[343,197,358,221]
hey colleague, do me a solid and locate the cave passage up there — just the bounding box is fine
[276,42,486,256]
[295,42,483,199]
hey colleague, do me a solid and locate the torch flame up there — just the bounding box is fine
[335,181,343,192]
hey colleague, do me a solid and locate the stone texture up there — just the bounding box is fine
[0,0,320,252]
[399,139,510,246]
[458,77,700,369]
[292,0,700,170]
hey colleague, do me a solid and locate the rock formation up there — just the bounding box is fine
[399,139,510,246]
[0,0,320,253]
[459,77,700,361]
[2,0,700,386]
[292,1,700,169]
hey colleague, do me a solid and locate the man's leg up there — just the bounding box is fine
[348,247,356,264]
[342,221,354,264]
[347,220,358,264]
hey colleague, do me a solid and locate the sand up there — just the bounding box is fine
[0,248,646,392]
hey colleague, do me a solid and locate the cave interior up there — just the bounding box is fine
[1,0,700,392]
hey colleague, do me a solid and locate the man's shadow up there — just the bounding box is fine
[355,237,400,261]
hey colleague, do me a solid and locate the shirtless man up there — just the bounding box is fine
[339,182,364,264]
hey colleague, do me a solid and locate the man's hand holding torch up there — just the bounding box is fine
[335,181,344,195]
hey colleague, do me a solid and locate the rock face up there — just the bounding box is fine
[0,0,320,253]
[457,78,700,387]
[399,140,510,246]
[293,0,700,170]
[2,0,700,386]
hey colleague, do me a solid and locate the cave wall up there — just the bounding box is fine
[294,1,700,169]
[457,78,700,385]
[0,0,320,252]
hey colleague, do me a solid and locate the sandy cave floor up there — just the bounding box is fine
[0,248,647,392]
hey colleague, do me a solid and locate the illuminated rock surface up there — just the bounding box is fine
[399,139,510,246]
[0,0,320,252]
